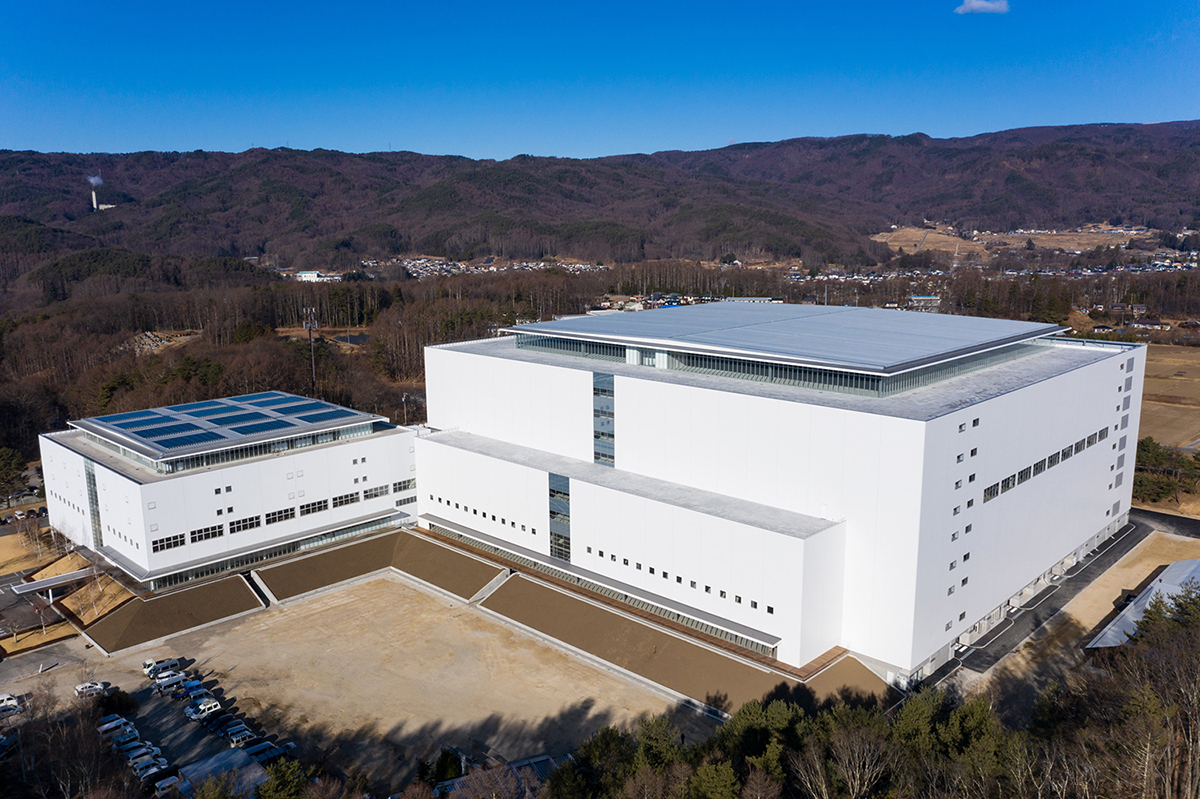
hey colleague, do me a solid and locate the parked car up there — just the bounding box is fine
[132,757,169,778]
[143,659,181,678]
[125,745,163,762]
[110,730,140,747]
[14,511,26,521]
[98,718,135,738]
[185,698,221,721]
[75,681,106,698]
[130,752,166,769]
[202,713,235,733]
[37,507,47,517]
[154,775,189,797]
[0,694,20,710]
[117,739,157,756]
[221,720,251,737]
[138,765,170,784]
[153,670,185,684]
[229,729,257,747]
[237,737,268,753]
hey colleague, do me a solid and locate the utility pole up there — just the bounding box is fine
[304,307,318,397]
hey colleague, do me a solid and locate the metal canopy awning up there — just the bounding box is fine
[10,568,91,595]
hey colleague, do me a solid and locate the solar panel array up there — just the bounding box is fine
[79,391,378,458]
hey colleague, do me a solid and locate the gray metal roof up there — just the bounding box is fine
[1087,558,1200,648]
[72,392,381,462]
[513,303,1065,374]
[442,335,1133,422]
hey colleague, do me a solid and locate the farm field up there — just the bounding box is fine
[871,224,1146,261]
[1139,345,1200,447]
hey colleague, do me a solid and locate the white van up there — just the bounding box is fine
[144,659,181,678]
[154,675,187,695]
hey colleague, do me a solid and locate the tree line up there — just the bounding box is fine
[6,262,1200,461]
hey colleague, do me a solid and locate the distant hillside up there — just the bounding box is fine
[2,121,1199,271]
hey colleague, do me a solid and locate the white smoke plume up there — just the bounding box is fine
[87,174,103,187]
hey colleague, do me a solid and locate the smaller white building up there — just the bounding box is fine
[40,392,416,589]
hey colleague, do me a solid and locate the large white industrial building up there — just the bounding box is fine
[416,304,1144,684]
[40,392,417,590]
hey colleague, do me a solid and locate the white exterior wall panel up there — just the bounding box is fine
[42,436,96,550]
[425,345,593,461]
[613,375,926,669]
[909,345,1143,669]
[417,435,847,665]
[416,434,551,557]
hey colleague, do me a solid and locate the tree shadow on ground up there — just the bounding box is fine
[190,685,717,797]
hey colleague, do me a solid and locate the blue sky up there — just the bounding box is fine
[2,0,1198,159]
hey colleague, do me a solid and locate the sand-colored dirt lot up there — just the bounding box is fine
[966,531,1200,720]
[1,574,716,792]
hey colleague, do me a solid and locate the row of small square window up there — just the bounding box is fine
[980,425,1114,504]
[948,577,969,595]
[956,418,981,433]
[434,497,538,535]
[152,486,412,553]
[585,546,774,613]
[949,553,971,571]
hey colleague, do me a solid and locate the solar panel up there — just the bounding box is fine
[208,411,269,427]
[157,431,226,449]
[97,409,158,423]
[136,422,203,439]
[298,409,357,423]
[185,405,239,418]
[274,402,330,415]
[111,415,167,430]
[234,391,288,403]
[166,400,225,412]
[247,396,300,408]
[231,419,297,435]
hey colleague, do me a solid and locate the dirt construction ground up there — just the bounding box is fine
[0,573,714,793]
[961,531,1200,721]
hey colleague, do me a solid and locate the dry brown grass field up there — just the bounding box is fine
[1140,345,1200,446]
[871,225,1144,260]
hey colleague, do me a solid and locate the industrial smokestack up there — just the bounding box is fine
[92,191,98,211]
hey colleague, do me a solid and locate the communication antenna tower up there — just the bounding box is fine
[304,307,318,397]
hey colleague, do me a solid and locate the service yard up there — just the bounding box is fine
[959,529,1200,722]
[0,573,715,794]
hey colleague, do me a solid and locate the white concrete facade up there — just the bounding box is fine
[41,397,417,589]
[417,308,1143,682]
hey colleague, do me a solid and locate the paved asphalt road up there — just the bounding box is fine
[952,509,1197,676]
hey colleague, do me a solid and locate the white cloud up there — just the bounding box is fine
[955,0,1009,13]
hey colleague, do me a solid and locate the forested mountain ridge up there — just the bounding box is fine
[3,121,1199,272]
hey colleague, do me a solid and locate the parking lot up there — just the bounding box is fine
[1,572,716,793]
